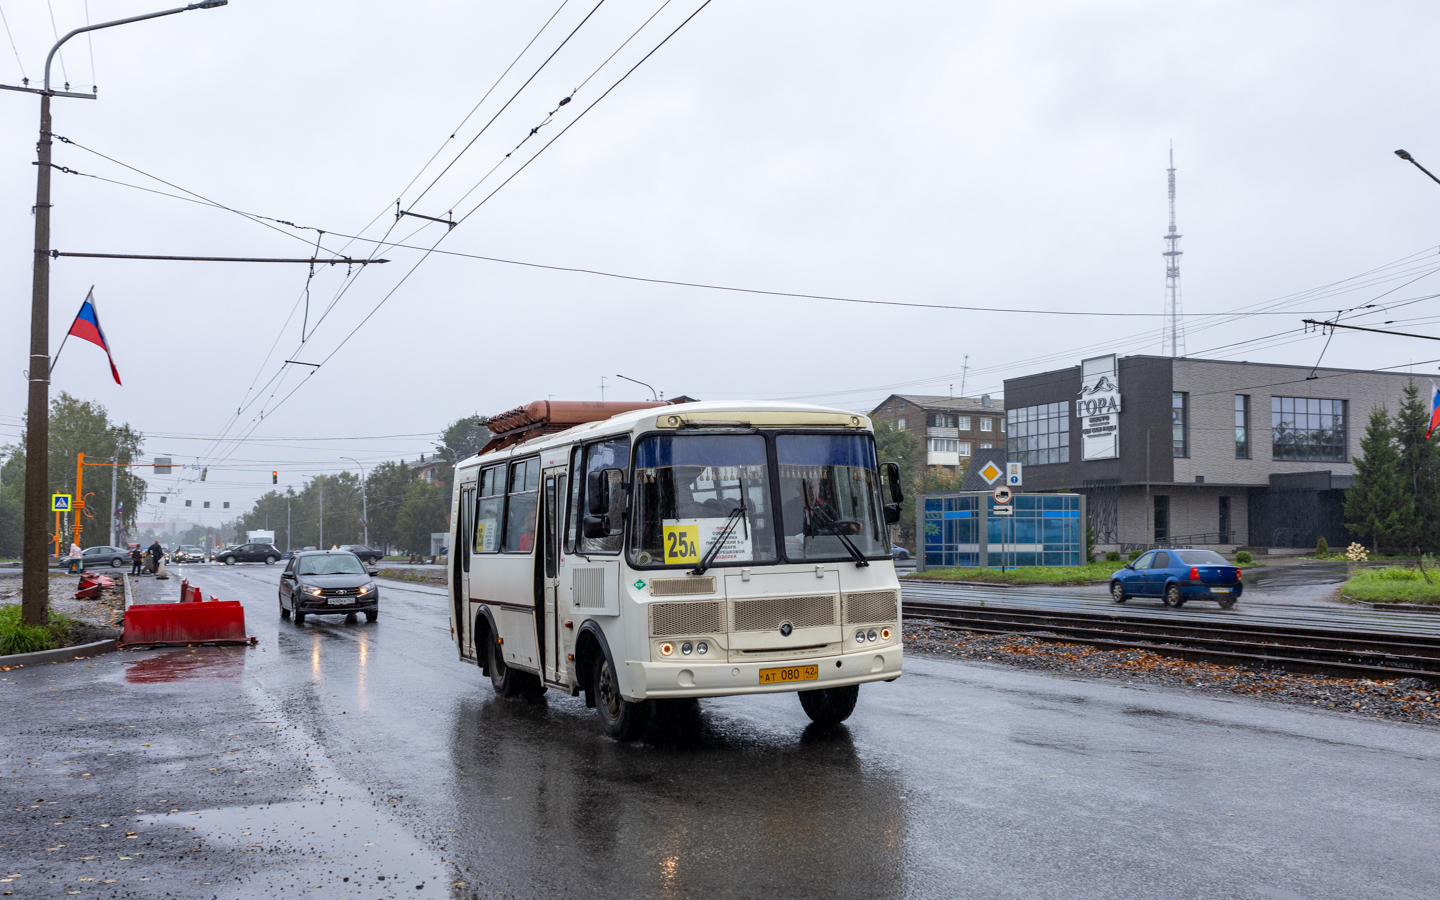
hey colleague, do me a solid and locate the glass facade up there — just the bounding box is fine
[924,493,1083,568]
[1235,394,1250,459]
[1272,397,1346,461]
[1006,402,1070,466]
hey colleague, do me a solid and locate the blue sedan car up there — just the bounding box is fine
[1110,548,1242,609]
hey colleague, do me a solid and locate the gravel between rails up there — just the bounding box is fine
[904,620,1440,728]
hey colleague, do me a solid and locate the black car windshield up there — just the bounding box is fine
[776,434,887,560]
[296,554,367,576]
[630,434,777,567]
[1175,549,1230,566]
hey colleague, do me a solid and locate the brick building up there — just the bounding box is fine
[1003,354,1423,551]
[869,394,1006,473]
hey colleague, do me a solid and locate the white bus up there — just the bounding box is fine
[447,399,905,740]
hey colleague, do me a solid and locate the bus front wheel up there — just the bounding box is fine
[594,655,648,741]
[798,684,859,725]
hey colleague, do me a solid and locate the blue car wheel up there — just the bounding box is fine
[1110,581,1127,604]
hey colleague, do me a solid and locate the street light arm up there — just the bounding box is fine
[615,373,659,402]
[44,1,227,92]
[1395,149,1440,188]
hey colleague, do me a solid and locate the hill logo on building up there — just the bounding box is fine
[1078,354,1121,460]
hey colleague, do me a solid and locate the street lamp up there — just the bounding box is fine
[615,373,659,401]
[342,457,369,547]
[6,1,229,626]
[1395,149,1440,187]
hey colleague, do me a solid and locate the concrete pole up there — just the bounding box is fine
[21,93,54,626]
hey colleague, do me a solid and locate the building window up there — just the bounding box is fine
[980,443,992,449]
[980,418,993,432]
[957,416,971,430]
[897,417,906,431]
[1272,397,1346,461]
[1154,495,1170,542]
[958,442,971,456]
[1219,496,1232,544]
[1172,392,1188,458]
[1235,395,1250,459]
[1005,402,1070,466]
[930,438,960,453]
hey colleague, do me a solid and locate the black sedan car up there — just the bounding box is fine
[338,543,383,564]
[217,543,282,565]
[278,550,380,625]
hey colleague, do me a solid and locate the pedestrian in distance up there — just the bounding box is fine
[147,540,163,577]
[67,539,84,574]
[130,546,143,576]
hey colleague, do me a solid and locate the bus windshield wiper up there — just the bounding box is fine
[691,505,747,576]
[806,499,870,568]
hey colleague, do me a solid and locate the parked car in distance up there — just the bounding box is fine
[1109,548,1242,609]
[337,544,383,564]
[217,543,283,566]
[81,545,129,568]
[278,550,380,625]
[890,544,911,561]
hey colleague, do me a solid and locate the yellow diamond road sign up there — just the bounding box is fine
[51,493,72,512]
[979,461,1003,485]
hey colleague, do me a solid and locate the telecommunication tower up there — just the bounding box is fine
[1163,143,1186,356]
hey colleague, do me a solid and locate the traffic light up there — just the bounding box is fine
[201,467,207,482]
[272,471,278,484]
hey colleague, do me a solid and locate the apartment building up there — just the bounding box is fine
[869,394,1006,473]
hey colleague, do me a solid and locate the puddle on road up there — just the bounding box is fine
[121,647,250,683]
[135,799,451,898]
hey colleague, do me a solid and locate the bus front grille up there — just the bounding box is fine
[843,590,898,624]
[732,595,836,631]
[650,575,717,597]
[651,601,726,637]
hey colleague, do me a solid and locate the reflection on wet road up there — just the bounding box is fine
[5,562,1438,899]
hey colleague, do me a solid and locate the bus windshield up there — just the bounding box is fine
[631,434,778,568]
[776,434,887,561]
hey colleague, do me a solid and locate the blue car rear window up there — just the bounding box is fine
[1174,550,1229,565]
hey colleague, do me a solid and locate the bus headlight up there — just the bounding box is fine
[855,630,865,644]
[696,642,708,655]
[681,642,693,655]
[867,629,878,642]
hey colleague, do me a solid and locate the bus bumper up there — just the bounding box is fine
[625,646,903,700]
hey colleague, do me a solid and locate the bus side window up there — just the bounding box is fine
[474,466,504,554]
[565,445,582,554]
[505,458,541,554]
[579,437,630,555]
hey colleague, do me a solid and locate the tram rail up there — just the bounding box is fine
[902,600,1440,684]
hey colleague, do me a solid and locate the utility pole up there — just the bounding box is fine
[342,457,369,546]
[9,0,230,627]
[319,485,324,550]
[287,497,291,552]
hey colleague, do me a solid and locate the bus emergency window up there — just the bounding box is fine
[505,458,541,553]
[776,434,887,561]
[630,434,776,568]
[579,437,630,554]
[473,465,505,553]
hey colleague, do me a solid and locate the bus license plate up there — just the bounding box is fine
[759,665,819,685]
[327,597,353,605]
[1210,587,1231,594]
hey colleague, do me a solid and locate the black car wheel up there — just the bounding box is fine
[279,595,290,619]
[265,556,277,565]
[593,653,647,740]
[364,610,378,623]
[798,684,860,725]
[223,556,235,566]
[294,610,306,625]
[1217,594,1237,610]
[1163,583,1185,608]
[1110,581,1127,604]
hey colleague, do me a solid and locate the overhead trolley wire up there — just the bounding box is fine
[0,2,25,82]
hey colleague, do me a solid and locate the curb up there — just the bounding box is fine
[1367,601,1440,613]
[0,638,118,668]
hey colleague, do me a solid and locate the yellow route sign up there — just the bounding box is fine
[978,461,1003,485]
[51,493,72,512]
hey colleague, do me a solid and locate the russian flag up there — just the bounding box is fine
[1429,381,1440,441]
[65,288,121,385]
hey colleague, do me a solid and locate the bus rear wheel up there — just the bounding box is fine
[594,654,648,741]
[798,684,859,725]
[488,637,542,699]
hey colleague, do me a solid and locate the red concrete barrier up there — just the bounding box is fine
[119,580,255,647]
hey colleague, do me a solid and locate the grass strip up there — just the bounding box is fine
[1341,566,1440,604]
[907,560,1120,585]
[0,603,80,655]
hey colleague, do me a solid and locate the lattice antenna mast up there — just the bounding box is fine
[1163,143,1186,356]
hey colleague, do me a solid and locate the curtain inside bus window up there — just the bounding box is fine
[474,466,504,553]
[579,437,630,554]
[630,434,777,567]
[505,458,540,553]
[775,434,886,561]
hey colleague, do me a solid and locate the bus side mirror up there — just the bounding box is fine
[884,504,901,525]
[587,468,625,517]
[582,514,611,539]
[883,462,904,503]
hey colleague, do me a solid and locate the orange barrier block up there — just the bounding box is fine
[119,600,254,647]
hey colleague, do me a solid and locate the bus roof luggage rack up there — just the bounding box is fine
[482,400,676,452]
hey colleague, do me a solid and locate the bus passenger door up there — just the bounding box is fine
[542,469,566,683]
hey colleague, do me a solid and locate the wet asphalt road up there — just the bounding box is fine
[4,563,1440,900]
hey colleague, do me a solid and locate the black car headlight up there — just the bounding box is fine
[358,582,375,595]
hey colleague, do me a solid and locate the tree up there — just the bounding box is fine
[394,479,447,554]
[0,448,23,558]
[874,421,924,545]
[1392,381,1440,551]
[430,415,491,494]
[1345,405,1411,552]
[365,461,416,552]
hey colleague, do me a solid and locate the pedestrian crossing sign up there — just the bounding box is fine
[978,461,1003,485]
[51,493,72,512]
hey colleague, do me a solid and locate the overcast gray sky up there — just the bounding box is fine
[4,0,1440,526]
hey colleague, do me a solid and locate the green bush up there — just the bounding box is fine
[1235,550,1254,565]
[1127,549,1143,561]
[0,604,56,655]
[1315,536,1329,557]
[1104,550,1122,562]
